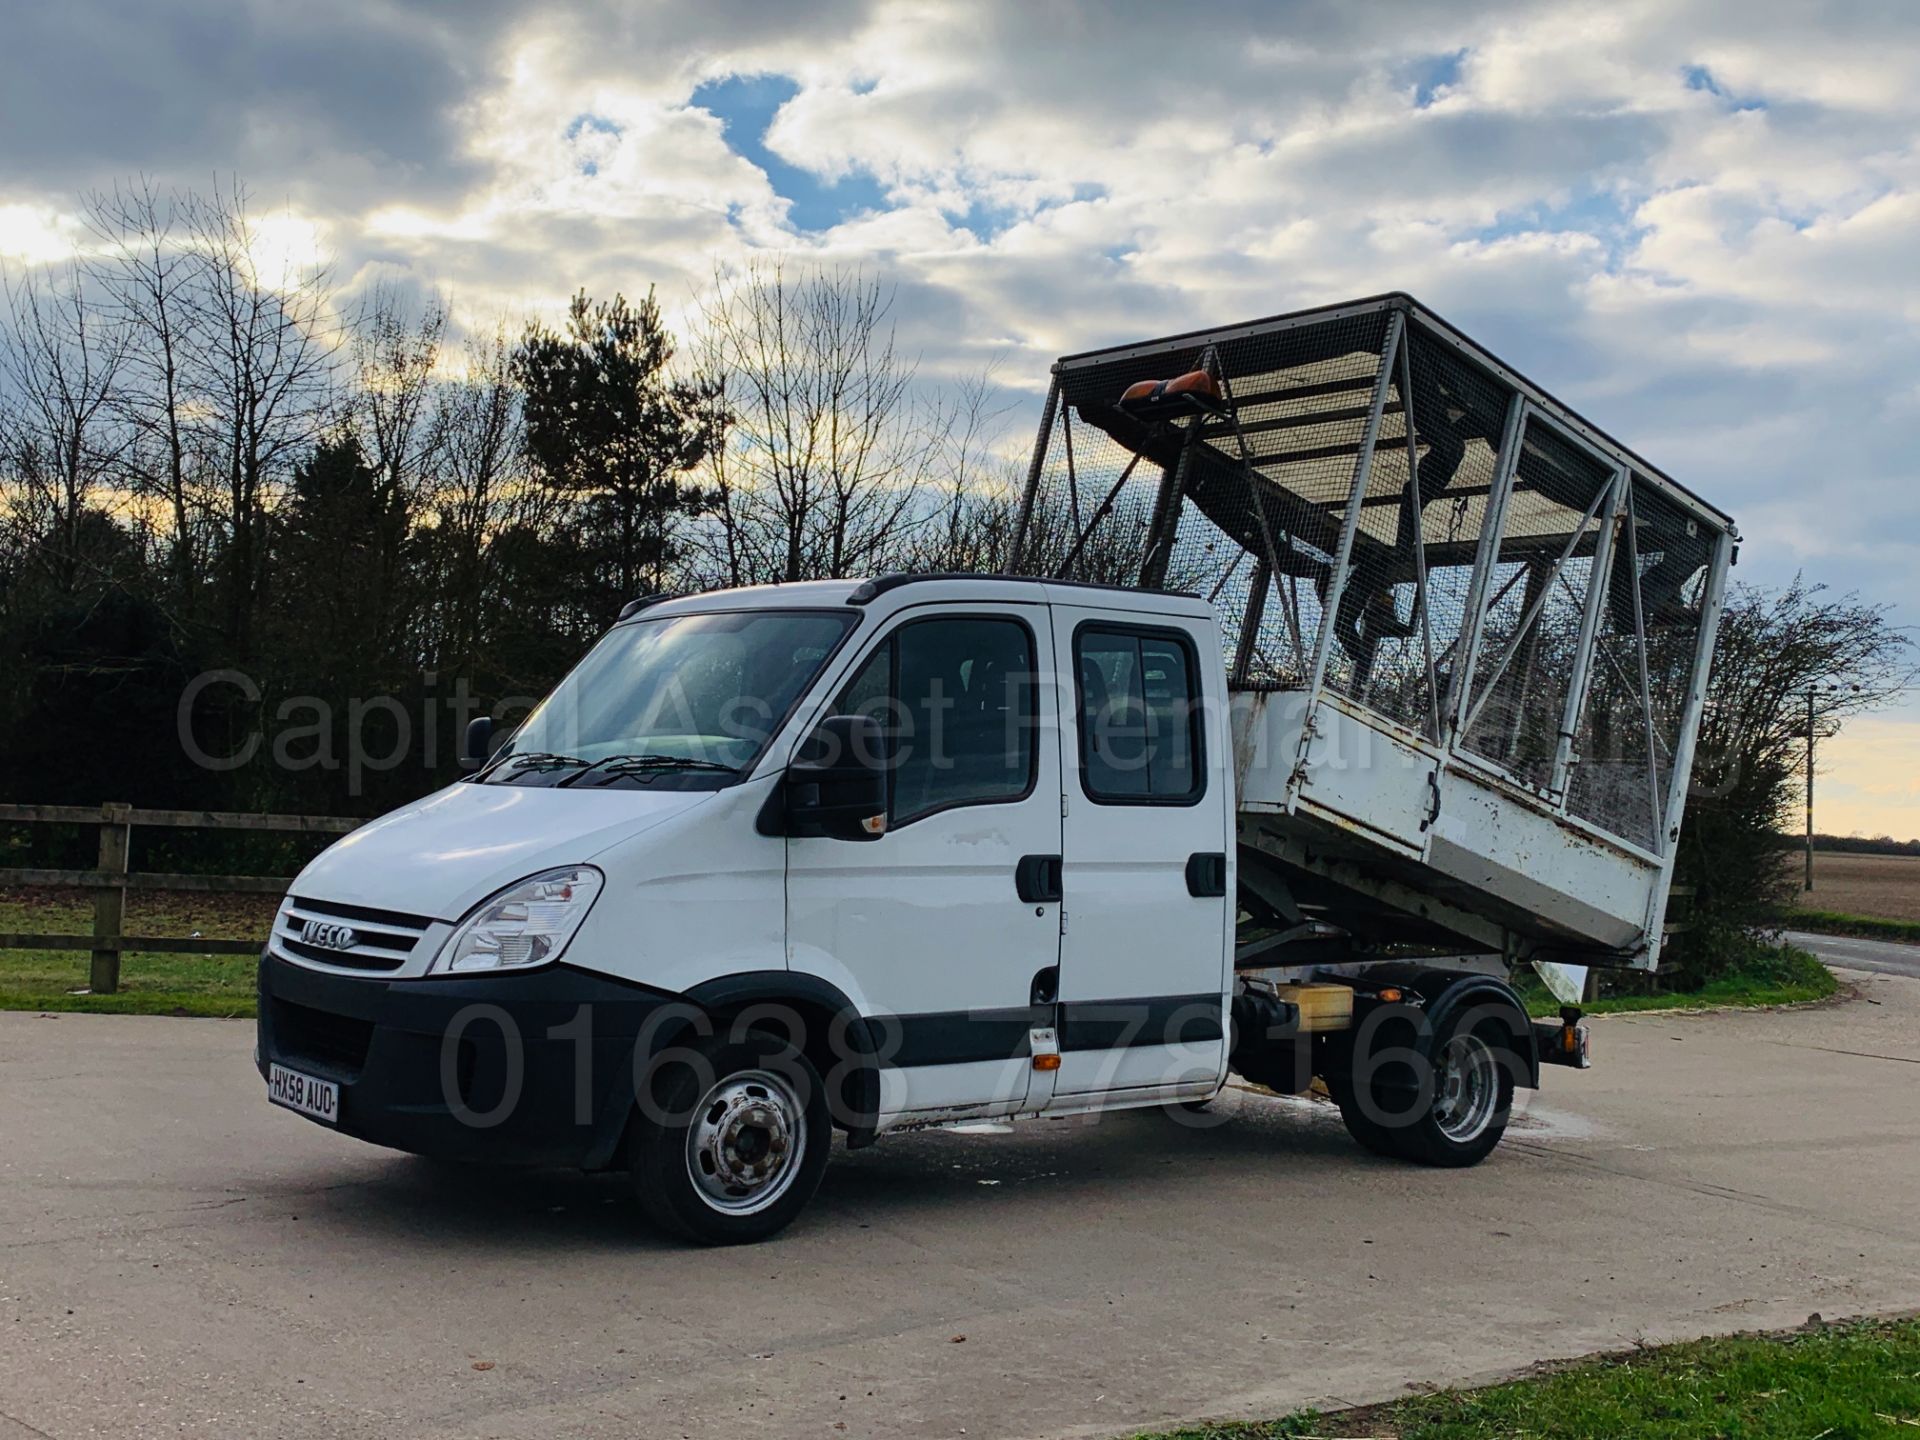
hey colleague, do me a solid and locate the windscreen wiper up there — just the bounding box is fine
[479,751,592,781]
[564,753,740,787]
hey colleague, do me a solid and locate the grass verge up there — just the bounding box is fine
[0,887,270,1018]
[1135,1317,1920,1439]
[1522,941,1839,1019]
[1783,908,1920,945]
[0,949,259,1017]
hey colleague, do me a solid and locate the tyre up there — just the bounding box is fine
[1328,1007,1517,1167]
[629,1032,831,1245]
[1400,1015,1515,1167]
[1324,1060,1409,1159]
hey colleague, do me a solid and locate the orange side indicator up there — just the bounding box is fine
[1032,1053,1062,1072]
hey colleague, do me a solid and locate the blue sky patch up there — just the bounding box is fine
[1410,49,1467,108]
[564,113,622,177]
[1475,185,1645,265]
[948,183,1104,241]
[952,196,1020,240]
[1683,64,1766,111]
[692,74,890,231]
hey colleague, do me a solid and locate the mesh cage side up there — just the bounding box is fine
[1322,319,1517,736]
[1011,299,1726,864]
[1459,416,1617,791]
[1565,474,1714,849]
[1013,307,1392,690]
[1014,342,1212,587]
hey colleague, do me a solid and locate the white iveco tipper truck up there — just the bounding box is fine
[258,294,1734,1243]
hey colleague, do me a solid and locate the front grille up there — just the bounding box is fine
[278,936,405,971]
[274,895,433,973]
[271,998,375,1075]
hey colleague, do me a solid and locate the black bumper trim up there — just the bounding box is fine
[257,952,680,1169]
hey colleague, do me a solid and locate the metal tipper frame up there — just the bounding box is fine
[1008,293,1738,969]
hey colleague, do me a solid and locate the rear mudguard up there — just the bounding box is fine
[1335,965,1540,1090]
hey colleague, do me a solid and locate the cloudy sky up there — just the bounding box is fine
[3,0,1915,835]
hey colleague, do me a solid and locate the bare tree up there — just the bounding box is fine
[187,180,337,656]
[898,367,1024,573]
[0,263,132,595]
[343,284,447,657]
[419,321,549,670]
[1672,576,1914,971]
[694,261,945,584]
[350,283,445,505]
[83,179,206,611]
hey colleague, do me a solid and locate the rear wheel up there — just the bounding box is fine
[1330,1007,1516,1167]
[630,1033,831,1245]
[1412,1026,1512,1166]
[1324,1060,1408,1159]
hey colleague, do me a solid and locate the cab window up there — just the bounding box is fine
[831,616,1037,825]
[1075,625,1203,804]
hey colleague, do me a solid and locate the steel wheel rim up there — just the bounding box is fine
[1433,1033,1499,1144]
[686,1069,807,1215]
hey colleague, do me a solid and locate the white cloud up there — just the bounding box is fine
[3,0,1918,821]
[0,203,84,264]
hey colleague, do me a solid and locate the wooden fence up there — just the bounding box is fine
[0,803,363,994]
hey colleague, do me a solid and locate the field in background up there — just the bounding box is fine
[0,887,274,1016]
[1794,852,1920,925]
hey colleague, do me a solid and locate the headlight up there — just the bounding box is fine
[430,866,603,976]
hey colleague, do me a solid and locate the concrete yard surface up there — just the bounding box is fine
[3,968,1919,1439]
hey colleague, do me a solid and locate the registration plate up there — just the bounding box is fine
[268,1064,339,1125]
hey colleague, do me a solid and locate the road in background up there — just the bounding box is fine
[3,971,1919,1440]
[1789,929,1920,979]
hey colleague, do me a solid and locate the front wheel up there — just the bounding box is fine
[630,1033,831,1245]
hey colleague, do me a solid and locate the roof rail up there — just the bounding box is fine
[845,572,1202,606]
[845,572,976,604]
[616,592,690,620]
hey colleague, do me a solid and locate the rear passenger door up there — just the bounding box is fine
[1048,607,1231,1101]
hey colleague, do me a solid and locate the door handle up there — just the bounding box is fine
[1185,851,1227,898]
[1015,853,1063,904]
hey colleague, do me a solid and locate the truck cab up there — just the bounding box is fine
[260,576,1267,1242]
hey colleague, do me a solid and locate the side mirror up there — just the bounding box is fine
[461,715,496,771]
[785,714,887,842]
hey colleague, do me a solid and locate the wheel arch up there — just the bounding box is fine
[677,970,884,1148]
[1351,965,1540,1090]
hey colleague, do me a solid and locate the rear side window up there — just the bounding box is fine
[1075,626,1203,804]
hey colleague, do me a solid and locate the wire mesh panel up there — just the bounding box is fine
[1016,348,1206,588]
[1565,474,1716,849]
[1011,293,1734,876]
[1013,307,1392,689]
[1321,318,1518,737]
[1457,414,1618,792]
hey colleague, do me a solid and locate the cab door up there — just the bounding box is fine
[785,606,1062,1123]
[1047,606,1231,1101]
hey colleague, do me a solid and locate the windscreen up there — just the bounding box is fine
[481,609,855,789]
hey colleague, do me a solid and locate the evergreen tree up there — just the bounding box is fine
[267,434,411,682]
[510,289,724,623]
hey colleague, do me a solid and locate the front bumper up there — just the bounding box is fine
[256,952,679,1168]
